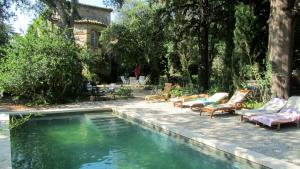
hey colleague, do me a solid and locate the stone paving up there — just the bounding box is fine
[9,97,300,166]
[2,91,300,168]
[0,114,11,169]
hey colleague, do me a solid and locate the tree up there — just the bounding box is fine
[100,0,166,82]
[268,0,297,98]
[0,17,83,103]
[38,0,125,39]
[232,3,257,88]
[158,0,236,91]
[0,0,14,50]
[37,0,79,40]
[223,0,235,91]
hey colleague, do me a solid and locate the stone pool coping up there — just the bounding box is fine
[2,107,300,169]
[0,113,11,169]
[113,108,300,169]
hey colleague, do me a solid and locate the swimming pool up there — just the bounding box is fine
[10,112,266,169]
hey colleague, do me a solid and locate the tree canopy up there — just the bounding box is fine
[0,0,299,103]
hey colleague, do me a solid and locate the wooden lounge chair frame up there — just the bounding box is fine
[255,120,300,131]
[200,90,251,118]
[173,94,209,107]
[145,83,173,102]
[175,93,229,110]
[238,98,287,122]
[248,96,300,130]
[190,96,228,110]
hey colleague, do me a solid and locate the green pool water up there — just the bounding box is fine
[10,113,265,169]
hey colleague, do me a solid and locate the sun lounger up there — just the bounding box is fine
[138,76,145,84]
[145,83,173,102]
[236,98,287,121]
[200,90,251,118]
[138,76,150,86]
[175,92,228,109]
[108,83,117,91]
[120,76,129,85]
[171,94,209,107]
[250,96,300,130]
[129,77,138,85]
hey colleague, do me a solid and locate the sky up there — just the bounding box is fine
[11,0,112,34]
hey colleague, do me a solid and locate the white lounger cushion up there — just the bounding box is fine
[236,98,287,117]
[250,96,300,127]
[183,92,228,107]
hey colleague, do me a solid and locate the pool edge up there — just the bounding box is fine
[5,107,300,169]
[112,108,300,169]
[0,113,11,169]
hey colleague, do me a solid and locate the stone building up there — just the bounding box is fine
[73,4,113,49]
[52,3,113,81]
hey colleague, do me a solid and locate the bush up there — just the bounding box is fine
[232,3,257,88]
[0,29,83,104]
[79,48,111,83]
[115,87,133,97]
[207,85,223,95]
[169,85,183,97]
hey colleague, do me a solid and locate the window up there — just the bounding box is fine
[90,30,99,48]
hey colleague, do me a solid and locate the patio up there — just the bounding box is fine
[1,95,299,167]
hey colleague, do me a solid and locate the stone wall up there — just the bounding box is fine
[86,24,105,49]
[77,4,112,25]
[74,23,105,49]
[74,4,112,81]
[74,24,88,47]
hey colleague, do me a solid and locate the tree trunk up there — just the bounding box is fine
[268,0,296,99]
[197,0,209,92]
[224,0,235,91]
[52,1,69,28]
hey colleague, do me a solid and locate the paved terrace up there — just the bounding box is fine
[2,91,300,168]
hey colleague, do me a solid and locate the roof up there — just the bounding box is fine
[74,19,107,27]
[77,3,113,12]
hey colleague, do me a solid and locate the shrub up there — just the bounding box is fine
[79,48,111,83]
[207,85,223,95]
[169,85,183,97]
[232,3,257,88]
[0,29,83,104]
[115,87,133,97]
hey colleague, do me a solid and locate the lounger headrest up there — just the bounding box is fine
[207,92,229,102]
[228,90,250,104]
[260,98,287,111]
[279,96,300,114]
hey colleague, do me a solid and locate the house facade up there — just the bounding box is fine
[73,3,112,49]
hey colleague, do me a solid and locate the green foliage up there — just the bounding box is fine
[79,48,110,82]
[100,0,166,82]
[210,41,226,90]
[0,24,12,54]
[100,24,138,73]
[0,0,276,102]
[0,0,14,58]
[169,85,183,97]
[0,18,83,104]
[252,61,272,102]
[115,87,133,97]
[207,85,223,96]
[103,0,125,8]
[243,100,264,109]
[232,3,258,88]
[9,114,32,129]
